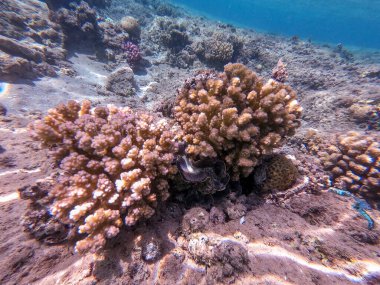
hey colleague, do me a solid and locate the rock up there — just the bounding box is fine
[141,239,161,262]
[225,203,247,220]
[0,0,65,81]
[0,53,35,80]
[0,35,44,62]
[120,16,141,39]
[0,103,7,116]
[209,207,226,225]
[187,232,249,273]
[105,66,136,96]
[182,207,209,236]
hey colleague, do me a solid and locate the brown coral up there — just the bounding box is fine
[253,154,299,192]
[120,16,141,38]
[319,131,380,204]
[30,100,178,253]
[272,58,288,83]
[173,63,302,180]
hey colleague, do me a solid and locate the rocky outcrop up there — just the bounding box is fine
[0,0,65,81]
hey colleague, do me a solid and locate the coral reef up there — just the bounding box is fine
[148,17,190,53]
[30,100,178,252]
[121,41,141,67]
[46,0,128,59]
[0,103,6,116]
[349,101,380,130]
[173,63,302,180]
[192,32,244,67]
[120,16,141,40]
[18,177,69,244]
[181,207,210,236]
[98,20,129,55]
[45,0,112,10]
[48,1,103,50]
[319,131,380,205]
[253,154,299,192]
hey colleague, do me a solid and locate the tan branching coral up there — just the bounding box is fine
[30,100,178,252]
[319,131,380,204]
[173,63,302,180]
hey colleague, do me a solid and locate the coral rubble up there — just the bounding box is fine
[173,63,302,180]
[30,100,178,252]
[186,232,249,281]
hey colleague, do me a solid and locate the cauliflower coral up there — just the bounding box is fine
[31,100,178,252]
[173,63,302,180]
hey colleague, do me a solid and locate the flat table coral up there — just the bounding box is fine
[30,100,178,253]
[173,63,302,180]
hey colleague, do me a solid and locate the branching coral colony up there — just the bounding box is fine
[31,100,178,253]
[174,63,302,180]
[29,63,302,253]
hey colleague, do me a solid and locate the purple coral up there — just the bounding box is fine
[122,41,141,67]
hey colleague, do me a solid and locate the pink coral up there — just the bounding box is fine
[122,41,141,67]
[30,100,178,252]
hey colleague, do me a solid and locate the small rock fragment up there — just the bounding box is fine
[105,66,136,96]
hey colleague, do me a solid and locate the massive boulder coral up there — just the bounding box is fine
[30,100,178,252]
[173,63,302,180]
[319,131,380,205]
[253,154,299,193]
[147,17,190,53]
[191,32,244,67]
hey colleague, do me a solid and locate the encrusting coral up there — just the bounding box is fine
[319,131,380,205]
[173,63,303,180]
[30,100,178,253]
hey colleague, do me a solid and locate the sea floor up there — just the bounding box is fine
[0,0,379,284]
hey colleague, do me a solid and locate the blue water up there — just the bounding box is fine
[169,0,380,49]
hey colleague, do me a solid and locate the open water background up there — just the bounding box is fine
[169,0,380,49]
